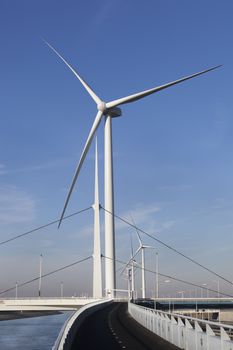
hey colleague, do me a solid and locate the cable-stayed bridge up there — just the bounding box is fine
[1,169,233,350]
[1,205,233,350]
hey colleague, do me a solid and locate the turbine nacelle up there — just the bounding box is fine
[106,106,122,118]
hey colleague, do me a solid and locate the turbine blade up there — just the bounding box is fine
[120,247,141,276]
[134,246,141,256]
[135,230,142,247]
[58,110,103,228]
[130,232,134,257]
[43,39,101,105]
[130,214,142,246]
[106,65,221,109]
[119,256,132,276]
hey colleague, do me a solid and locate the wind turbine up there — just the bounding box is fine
[92,138,102,299]
[44,40,220,298]
[133,223,155,299]
[121,232,137,298]
[38,253,43,298]
[120,231,142,297]
[130,232,136,299]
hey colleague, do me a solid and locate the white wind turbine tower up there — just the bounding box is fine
[130,232,136,299]
[44,40,220,298]
[92,138,102,299]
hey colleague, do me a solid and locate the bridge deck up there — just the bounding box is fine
[71,302,179,349]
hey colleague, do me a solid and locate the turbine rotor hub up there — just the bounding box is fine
[97,101,107,113]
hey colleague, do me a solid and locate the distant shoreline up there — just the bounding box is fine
[0,311,61,321]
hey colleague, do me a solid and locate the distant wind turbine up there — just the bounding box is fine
[121,232,137,299]
[44,39,220,298]
[131,217,156,299]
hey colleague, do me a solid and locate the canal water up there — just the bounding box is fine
[0,311,73,349]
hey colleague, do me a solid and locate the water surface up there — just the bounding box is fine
[0,311,73,349]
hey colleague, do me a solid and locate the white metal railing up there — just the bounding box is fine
[128,301,233,350]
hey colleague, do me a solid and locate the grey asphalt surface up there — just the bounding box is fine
[71,302,180,349]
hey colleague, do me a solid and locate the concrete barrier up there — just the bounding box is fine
[53,298,113,350]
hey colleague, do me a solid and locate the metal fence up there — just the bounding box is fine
[128,301,233,350]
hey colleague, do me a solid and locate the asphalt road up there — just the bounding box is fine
[71,302,180,349]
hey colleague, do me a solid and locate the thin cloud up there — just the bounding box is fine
[70,203,161,238]
[158,184,192,192]
[68,223,94,240]
[0,186,36,224]
[93,0,117,27]
[161,220,176,230]
[116,203,161,232]
[79,224,94,238]
[0,160,71,176]
[0,164,7,175]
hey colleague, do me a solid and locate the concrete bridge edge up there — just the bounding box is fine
[52,298,113,350]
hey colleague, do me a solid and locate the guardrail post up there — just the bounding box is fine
[206,324,215,350]
[171,315,177,345]
[178,317,185,348]
[158,312,162,337]
[150,310,153,332]
[165,314,171,342]
[144,308,147,328]
[195,320,203,350]
[161,313,166,339]
[185,318,193,349]
[220,327,231,350]
[152,310,155,333]
[149,309,152,330]
[155,310,159,334]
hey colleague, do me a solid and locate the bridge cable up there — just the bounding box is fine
[103,255,233,299]
[0,206,92,247]
[0,255,92,295]
[101,206,233,287]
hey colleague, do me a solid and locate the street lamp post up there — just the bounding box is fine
[155,252,159,299]
[195,288,198,313]
[178,291,185,299]
[213,280,220,299]
[188,290,193,299]
[39,254,43,298]
[162,280,171,312]
[60,282,64,298]
[202,283,208,298]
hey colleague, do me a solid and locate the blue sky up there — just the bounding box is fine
[0,0,233,298]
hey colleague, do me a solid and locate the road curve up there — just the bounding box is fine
[71,302,180,349]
